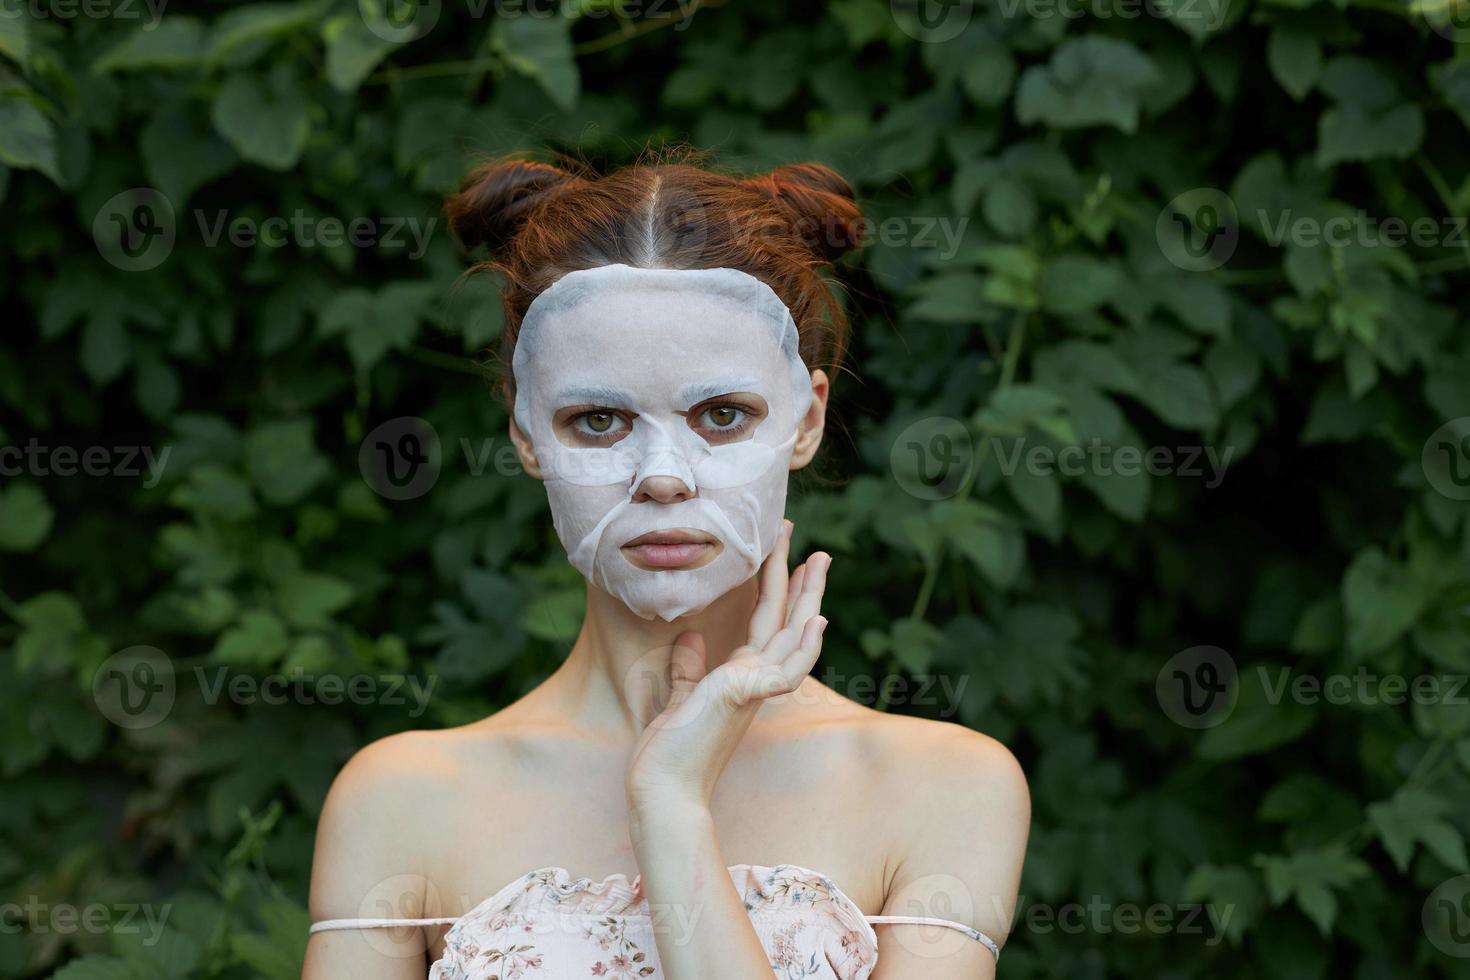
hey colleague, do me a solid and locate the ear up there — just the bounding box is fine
[790,369,829,470]
[509,417,544,480]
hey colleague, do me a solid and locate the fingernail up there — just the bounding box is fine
[817,617,829,635]
[783,519,794,538]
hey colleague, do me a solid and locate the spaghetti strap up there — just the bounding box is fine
[310,917,458,934]
[865,914,1001,960]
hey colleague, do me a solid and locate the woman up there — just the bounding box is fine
[303,151,1030,980]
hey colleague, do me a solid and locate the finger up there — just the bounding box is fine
[784,564,807,612]
[748,519,794,646]
[666,631,706,710]
[783,552,830,631]
[776,615,828,689]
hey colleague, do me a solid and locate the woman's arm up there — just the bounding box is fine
[869,728,1030,980]
[625,521,829,978]
[302,735,437,980]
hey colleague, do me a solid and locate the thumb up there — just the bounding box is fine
[666,631,707,709]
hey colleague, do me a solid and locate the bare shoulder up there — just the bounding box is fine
[835,700,1030,948]
[307,718,527,921]
[798,684,1028,808]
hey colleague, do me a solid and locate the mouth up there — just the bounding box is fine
[620,527,723,571]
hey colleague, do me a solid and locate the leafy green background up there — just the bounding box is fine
[3,0,1470,977]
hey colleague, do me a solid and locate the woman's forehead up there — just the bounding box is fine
[518,289,791,389]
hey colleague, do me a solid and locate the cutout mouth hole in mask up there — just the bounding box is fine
[620,527,725,571]
[514,264,811,621]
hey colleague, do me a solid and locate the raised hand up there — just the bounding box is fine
[624,519,830,811]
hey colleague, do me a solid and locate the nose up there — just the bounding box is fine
[631,474,696,504]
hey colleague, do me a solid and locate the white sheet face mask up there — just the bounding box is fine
[513,264,814,622]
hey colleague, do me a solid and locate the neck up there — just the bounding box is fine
[548,577,761,736]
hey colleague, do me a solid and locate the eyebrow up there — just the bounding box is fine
[676,378,762,405]
[552,384,636,409]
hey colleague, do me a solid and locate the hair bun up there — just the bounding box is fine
[749,162,865,263]
[447,159,585,252]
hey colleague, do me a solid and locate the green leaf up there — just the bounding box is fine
[1039,255,1122,315]
[890,618,944,673]
[1368,787,1470,872]
[1267,25,1321,101]
[1317,103,1424,167]
[49,957,140,980]
[962,46,1016,107]
[0,6,30,65]
[1258,844,1371,935]
[497,13,580,111]
[113,925,201,980]
[318,282,433,371]
[93,18,204,72]
[13,591,89,674]
[245,419,331,506]
[275,571,355,629]
[0,92,59,182]
[522,587,586,642]
[1197,666,1315,760]
[204,1,328,68]
[323,15,402,93]
[211,69,312,171]
[906,272,986,323]
[228,898,309,980]
[141,104,237,206]
[1183,864,1264,945]
[80,314,131,384]
[1341,547,1432,661]
[0,482,53,552]
[1431,60,1470,132]
[983,175,1037,239]
[211,610,290,666]
[1015,37,1163,133]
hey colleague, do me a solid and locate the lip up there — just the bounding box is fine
[620,527,722,570]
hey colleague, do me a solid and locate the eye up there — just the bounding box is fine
[688,396,765,443]
[704,405,744,429]
[583,412,618,433]
[562,409,632,444]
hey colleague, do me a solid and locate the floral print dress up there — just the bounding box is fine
[427,864,880,980]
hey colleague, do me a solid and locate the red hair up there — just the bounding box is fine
[445,146,866,405]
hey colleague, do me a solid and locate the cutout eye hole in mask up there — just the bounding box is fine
[552,393,769,450]
[512,264,813,622]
